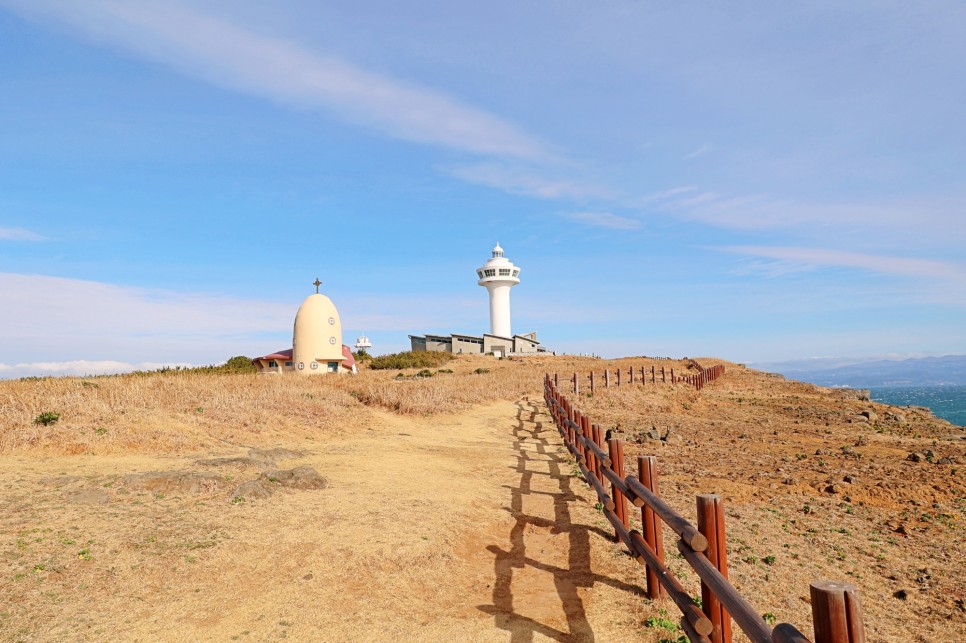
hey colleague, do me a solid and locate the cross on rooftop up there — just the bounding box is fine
[313,277,322,293]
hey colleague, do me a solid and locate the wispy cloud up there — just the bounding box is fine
[0,272,500,372]
[0,360,195,379]
[721,246,966,283]
[561,211,641,230]
[684,144,713,159]
[666,193,962,246]
[447,163,612,200]
[0,226,44,241]
[634,186,699,206]
[2,0,548,161]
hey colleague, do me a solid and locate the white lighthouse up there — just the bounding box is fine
[476,243,521,338]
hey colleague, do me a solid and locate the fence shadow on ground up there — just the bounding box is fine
[478,399,642,642]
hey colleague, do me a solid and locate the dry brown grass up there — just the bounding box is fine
[0,372,364,455]
[335,354,554,415]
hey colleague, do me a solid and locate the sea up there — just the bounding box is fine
[869,385,966,427]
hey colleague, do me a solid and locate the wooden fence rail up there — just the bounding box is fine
[544,374,866,643]
[558,362,726,395]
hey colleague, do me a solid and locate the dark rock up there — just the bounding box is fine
[264,466,328,490]
[231,479,276,500]
[124,471,225,495]
[196,456,262,469]
[894,589,909,600]
[67,489,110,504]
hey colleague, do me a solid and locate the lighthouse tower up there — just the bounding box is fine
[476,243,521,337]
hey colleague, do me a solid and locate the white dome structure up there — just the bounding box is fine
[476,242,520,338]
[251,279,356,375]
[292,293,344,374]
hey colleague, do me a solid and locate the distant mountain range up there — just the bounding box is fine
[750,355,966,388]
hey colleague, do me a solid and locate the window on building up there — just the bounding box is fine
[484,269,496,277]
[327,362,339,373]
[477,271,484,278]
[268,360,277,368]
[285,361,293,367]
[512,270,519,277]
[499,268,511,276]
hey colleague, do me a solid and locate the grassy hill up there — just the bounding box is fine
[0,355,962,641]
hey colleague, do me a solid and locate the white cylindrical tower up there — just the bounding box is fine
[476,243,520,337]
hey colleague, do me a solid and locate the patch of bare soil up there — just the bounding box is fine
[0,397,659,641]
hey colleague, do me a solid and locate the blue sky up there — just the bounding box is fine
[1,1,964,378]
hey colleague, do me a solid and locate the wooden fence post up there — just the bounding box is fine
[652,365,656,383]
[568,401,576,450]
[554,373,558,388]
[671,367,675,383]
[639,455,666,599]
[590,371,595,394]
[573,372,578,395]
[591,422,602,481]
[607,438,629,542]
[662,366,666,383]
[809,581,865,643]
[617,367,621,386]
[697,494,732,643]
[629,366,634,384]
[581,415,595,481]
[574,410,590,466]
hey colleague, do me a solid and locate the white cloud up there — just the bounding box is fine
[684,144,713,159]
[2,0,548,161]
[0,273,498,369]
[561,211,641,230]
[447,163,612,200]
[665,193,963,246]
[0,227,44,241]
[0,360,195,379]
[721,246,966,287]
[633,186,699,206]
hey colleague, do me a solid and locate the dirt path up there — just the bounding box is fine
[2,398,657,642]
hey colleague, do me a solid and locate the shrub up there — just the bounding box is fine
[368,351,456,370]
[34,412,60,426]
[222,356,257,373]
[353,350,373,362]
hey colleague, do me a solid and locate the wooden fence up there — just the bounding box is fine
[555,361,726,395]
[544,374,866,643]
